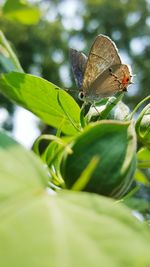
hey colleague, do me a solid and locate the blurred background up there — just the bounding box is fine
[0,0,150,147]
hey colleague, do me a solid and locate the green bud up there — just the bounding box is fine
[135,104,150,148]
[61,121,137,199]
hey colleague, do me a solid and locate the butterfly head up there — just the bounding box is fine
[78,91,86,101]
[78,81,94,102]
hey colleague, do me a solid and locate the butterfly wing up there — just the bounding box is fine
[70,48,88,89]
[87,64,131,100]
[82,34,121,93]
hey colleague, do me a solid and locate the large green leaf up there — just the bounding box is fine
[0,72,81,135]
[0,130,48,200]
[0,131,150,267]
[62,120,137,198]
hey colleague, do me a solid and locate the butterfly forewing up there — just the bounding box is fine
[70,48,88,89]
[82,35,121,93]
[88,64,131,100]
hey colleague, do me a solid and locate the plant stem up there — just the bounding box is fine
[128,95,150,120]
[80,102,87,128]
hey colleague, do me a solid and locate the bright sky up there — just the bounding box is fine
[13,107,40,148]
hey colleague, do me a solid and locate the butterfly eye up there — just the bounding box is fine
[78,91,85,101]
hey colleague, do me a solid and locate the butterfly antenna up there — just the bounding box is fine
[54,87,78,93]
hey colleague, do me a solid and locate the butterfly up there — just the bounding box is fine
[70,34,132,104]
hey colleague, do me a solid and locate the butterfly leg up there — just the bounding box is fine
[92,103,101,115]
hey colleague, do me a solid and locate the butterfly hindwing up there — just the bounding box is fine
[88,64,131,99]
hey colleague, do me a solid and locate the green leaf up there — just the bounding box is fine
[33,134,71,186]
[0,130,150,267]
[123,197,150,215]
[47,191,150,267]
[62,120,137,198]
[0,30,23,72]
[0,130,48,200]
[138,147,150,161]
[0,72,81,135]
[2,0,41,25]
[137,147,150,168]
[134,169,149,185]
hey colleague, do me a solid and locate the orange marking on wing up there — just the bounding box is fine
[121,76,130,88]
